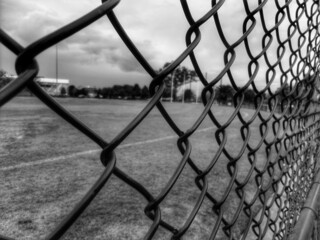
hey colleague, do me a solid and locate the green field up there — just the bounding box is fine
[0,97,272,240]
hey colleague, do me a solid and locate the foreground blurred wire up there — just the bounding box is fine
[1,0,320,239]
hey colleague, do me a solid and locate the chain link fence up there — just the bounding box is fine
[1,0,320,239]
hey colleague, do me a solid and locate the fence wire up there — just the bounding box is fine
[1,0,320,239]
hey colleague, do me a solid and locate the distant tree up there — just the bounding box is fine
[0,69,11,89]
[0,69,6,78]
[172,66,189,101]
[244,89,256,104]
[215,85,235,104]
[276,83,292,104]
[60,87,66,96]
[101,87,111,98]
[82,88,89,97]
[68,85,79,97]
[184,89,195,102]
[123,84,134,99]
[141,86,150,99]
[85,87,98,98]
[77,87,87,97]
[96,88,102,98]
[162,87,171,99]
[132,84,141,99]
[189,70,197,81]
[175,67,188,84]
[112,85,125,99]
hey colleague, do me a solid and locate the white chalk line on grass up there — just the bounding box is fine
[0,126,215,171]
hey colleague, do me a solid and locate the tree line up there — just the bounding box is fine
[211,84,260,105]
[67,84,150,99]
[0,68,258,104]
[3,68,292,106]
[158,63,261,105]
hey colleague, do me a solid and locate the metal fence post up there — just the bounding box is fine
[289,170,320,240]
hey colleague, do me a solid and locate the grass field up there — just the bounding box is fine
[0,96,275,240]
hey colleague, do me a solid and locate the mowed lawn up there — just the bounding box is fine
[0,96,273,240]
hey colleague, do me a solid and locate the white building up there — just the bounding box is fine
[35,77,70,96]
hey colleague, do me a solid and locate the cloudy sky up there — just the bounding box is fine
[0,0,309,89]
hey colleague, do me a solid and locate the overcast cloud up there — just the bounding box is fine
[0,0,311,89]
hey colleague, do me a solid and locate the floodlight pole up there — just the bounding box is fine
[182,70,186,104]
[56,44,58,84]
[170,66,178,103]
[196,78,199,104]
[189,72,192,92]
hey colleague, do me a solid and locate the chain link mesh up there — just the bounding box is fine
[1,0,320,239]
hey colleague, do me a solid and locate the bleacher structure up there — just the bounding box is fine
[35,77,69,97]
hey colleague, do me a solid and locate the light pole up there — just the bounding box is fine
[182,70,186,104]
[170,66,178,103]
[56,44,58,84]
[196,78,199,104]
